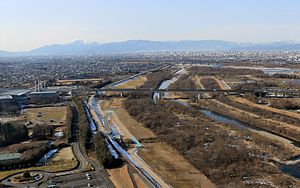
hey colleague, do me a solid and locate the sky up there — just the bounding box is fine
[1,0,300,51]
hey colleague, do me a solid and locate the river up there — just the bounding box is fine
[153,68,186,101]
[178,100,300,179]
[154,67,300,179]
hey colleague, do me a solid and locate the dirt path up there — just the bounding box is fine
[233,97,300,120]
[214,76,231,89]
[211,99,300,144]
[192,75,210,98]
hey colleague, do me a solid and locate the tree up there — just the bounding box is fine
[0,123,28,147]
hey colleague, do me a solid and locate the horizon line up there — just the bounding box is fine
[1,38,300,53]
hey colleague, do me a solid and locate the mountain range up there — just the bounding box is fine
[1,40,300,56]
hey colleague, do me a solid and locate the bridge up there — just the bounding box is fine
[96,88,249,93]
[94,88,300,99]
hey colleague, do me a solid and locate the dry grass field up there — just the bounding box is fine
[107,165,135,188]
[56,78,103,85]
[116,76,147,89]
[0,147,78,180]
[101,99,155,140]
[50,146,76,162]
[233,97,300,120]
[139,142,215,188]
[25,106,67,126]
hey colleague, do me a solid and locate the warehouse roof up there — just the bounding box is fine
[0,95,13,100]
[0,153,21,161]
[29,91,59,95]
[0,89,31,96]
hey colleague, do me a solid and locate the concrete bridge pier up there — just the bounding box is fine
[197,93,203,100]
[120,92,124,98]
[157,92,161,100]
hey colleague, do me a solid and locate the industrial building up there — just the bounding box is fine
[0,89,61,114]
[0,95,19,115]
[0,153,21,168]
[0,89,31,107]
[28,91,60,104]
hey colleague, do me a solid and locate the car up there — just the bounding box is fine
[86,173,92,180]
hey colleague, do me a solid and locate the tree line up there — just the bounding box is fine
[0,123,28,147]
[93,132,122,168]
[189,66,265,76]
[64,105,74,143]
[141,70,172,89]
[123,99,297,186]
[72,97,92,150]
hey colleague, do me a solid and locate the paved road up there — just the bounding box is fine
[90,96,172,188]
[1,115,113,188]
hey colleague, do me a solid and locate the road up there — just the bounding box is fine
[1,119,113,188]
[89,96,172,188]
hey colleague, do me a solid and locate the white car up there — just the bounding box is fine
[86,173,92,180]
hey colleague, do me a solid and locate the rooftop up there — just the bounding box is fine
[30,91,59,95]
[0,95,13,100]
[0,153,21,161]
[0,89,31,96]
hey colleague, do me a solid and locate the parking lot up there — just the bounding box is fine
[47,171,109,188]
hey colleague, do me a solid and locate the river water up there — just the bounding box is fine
[176,100,300,179]
[155,67,300,179]
[199,64,299,75]
[152,68,186,101]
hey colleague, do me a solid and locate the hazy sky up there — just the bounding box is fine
[1,0,300,51]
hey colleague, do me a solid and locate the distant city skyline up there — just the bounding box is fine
[1,0,300,51]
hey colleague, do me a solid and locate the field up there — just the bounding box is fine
[233,97,300,120]
[102,98,214,187]
[49,146,77,162]
[0,147,78,180]
[116,76,147,89]
[101,99,155,140]
[56,78,103,85]
[139,142,215,188]
[25,106,67,126]
[107,165,135,188]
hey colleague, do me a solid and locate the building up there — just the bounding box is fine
[0,153,21,168]
[0,95,19,115]
[0,89,31,107]
[0,89,61,110]
[28,91,60,104]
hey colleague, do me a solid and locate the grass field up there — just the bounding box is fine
[233,97,300,120]
[101,99,155,140]
[25,106,67,126]
[0,146,78,180]
[49,146,76,162]
[139,142,215,188]
[116,76,147,89]
[107,165,135,188]
[56,78,103,85]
